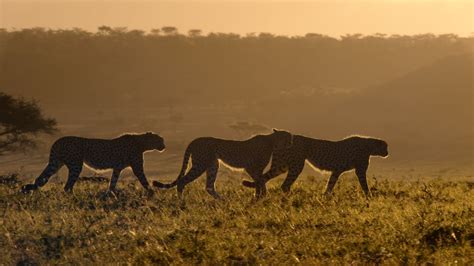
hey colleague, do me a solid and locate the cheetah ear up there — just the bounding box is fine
[272,128,278,133]
[146,131,153,135]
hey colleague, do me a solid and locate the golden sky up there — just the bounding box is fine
[1,1,473,36]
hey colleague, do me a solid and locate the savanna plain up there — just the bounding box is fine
[1,172,473,265]
[1,29,473,265]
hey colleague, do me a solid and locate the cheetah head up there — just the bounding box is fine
[370,138,388,158]
[142,132,166,152]
[271,128,293,150]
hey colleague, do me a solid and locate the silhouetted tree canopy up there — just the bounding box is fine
[161,26,178,35]
[0,92,57,155]
[188,29,202,37]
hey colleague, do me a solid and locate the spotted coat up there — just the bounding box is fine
[242,135,388,197]
[21,132,165,193]
[153,129,293,200]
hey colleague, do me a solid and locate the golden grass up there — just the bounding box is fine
[0,174,473,264]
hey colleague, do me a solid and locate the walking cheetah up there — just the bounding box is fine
[153,129,293,200]
[242,135,388,198]
[21,132,165,194]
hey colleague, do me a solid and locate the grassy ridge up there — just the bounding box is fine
[0,174,473,264]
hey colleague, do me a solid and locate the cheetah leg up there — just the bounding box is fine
[254,177,266,199]
[247,170,266,199]
[257,178,266,198]
[64,163,83,193]
[242,165,285,188]
[264,166,286,183]
[205,161,221,199]
[107,168,122,193]
[355,167,371,199]
[177,166,206,200]
[323,171,342,196]
[21,159,64,193]
[281,161,304,193]
[131,161,154,195]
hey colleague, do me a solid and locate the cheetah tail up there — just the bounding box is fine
[152,147,192,189]
[152,179,178,189]
[242,180,257,188]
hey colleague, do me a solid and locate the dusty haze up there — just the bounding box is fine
[1,2,473,265]
[0,0,472,179]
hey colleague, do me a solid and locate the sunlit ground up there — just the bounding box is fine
[1,173,472,264]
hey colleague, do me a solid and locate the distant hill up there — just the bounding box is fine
[364,53,472,99]
[346,53,473,162]
[260,53,473,163]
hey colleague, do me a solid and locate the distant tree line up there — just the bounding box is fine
[0,27,472,108]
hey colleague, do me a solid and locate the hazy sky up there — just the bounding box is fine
[1,0,473,37]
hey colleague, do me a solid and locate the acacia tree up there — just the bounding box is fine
[161,26,178,35]
[0,92,57,155]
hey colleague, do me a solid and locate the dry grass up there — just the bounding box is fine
[0,173,473,265]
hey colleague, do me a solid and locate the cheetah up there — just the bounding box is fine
[242,135,388,198]
[21,132,165,194]
[153,129,293,200]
